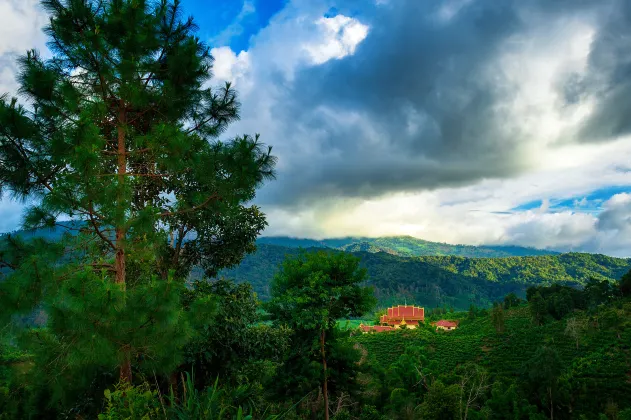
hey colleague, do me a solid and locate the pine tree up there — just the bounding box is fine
[0,0,274,401]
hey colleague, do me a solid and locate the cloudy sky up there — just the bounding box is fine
[2,0,631,256]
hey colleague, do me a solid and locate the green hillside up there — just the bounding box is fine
[257,235,558,258]
[220,245,631,308]
[352,300,631,418]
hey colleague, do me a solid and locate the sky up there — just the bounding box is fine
[1,0,631,256]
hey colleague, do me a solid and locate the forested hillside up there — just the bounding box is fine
[257,235,557,258]
[220,244,631,308]
[351,296,631,419]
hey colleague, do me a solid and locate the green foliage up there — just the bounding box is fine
[620,269,631,297]
[354,294,631,419]
[97,374,269,420]
[267,251,376,417]
[416,381,459,420]
[0,0,275,414]
[503,292,522,309]
[223,245,631,308]
[491,304,505,333]
[182,279,288,388]
[98,382,163,420]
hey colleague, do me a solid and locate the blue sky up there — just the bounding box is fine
[180,0,287,52]
[1,0,631,256]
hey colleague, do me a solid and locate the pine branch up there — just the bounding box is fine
[159,193,221,217]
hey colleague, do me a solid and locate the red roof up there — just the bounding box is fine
[435,320,458,328]
[386,305,424,320]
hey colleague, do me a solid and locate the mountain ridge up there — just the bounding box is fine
[219,243,630,309]
[256,235,558,258]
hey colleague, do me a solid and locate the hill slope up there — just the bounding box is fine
[219,244,631,308]
[352,301,631,417]
[257,235,557,258]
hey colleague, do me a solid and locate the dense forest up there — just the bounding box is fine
[220,244,631,308]
[0,1,630,419]
[256,236,557,258]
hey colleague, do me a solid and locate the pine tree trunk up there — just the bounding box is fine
[320,329,329,420]
[120,345,132,383]
[116,103,130,382]
[115,104,127,287]
[549,386,553,420]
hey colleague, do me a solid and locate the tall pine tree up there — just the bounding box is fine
[0,0,275,399]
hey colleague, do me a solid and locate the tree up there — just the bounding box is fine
[266,251,376,420]
[417,381,459,420]
[181,279,289,388]
[620,269,631,297]
[529,292,547,325]
[484,381,539,420]
[564,317,586,349]
[524,346,566,420]
[503,293,522,310]
[584,278,618,308]
[455,363,489,420]
[491,304,505,333]
[0,0,274,400]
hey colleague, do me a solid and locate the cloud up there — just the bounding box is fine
[566,0,631,142]
[2,0,631,258]
[199,0,631,255]
[218,0,628,207]
[304,15,369,64]
[0,0,47,94]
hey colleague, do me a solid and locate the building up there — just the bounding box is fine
[433,320,458,331]
[359,305,425,333]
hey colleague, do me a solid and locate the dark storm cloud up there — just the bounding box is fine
[248,0,624,206]
[568,0,631,141]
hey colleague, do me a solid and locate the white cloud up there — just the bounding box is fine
[210,47,252,91]
[304,15,369,65]
[0,0,47,95]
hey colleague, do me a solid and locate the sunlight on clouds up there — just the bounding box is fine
[304,15,369,65]
[210,46,252,91]
[498,19,596,157]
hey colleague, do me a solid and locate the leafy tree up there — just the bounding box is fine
[523,346,568,420]
[455,363,489,420]
[181,279,289,388]
[503,292,522,309]
[0,0,274,407]
[584,278,618,308]
[267,251,376,420]
[491,304,505,333]
[467,304,477,320]
[529,292,547,325]
[417,381,459,420]
[620,269,631,297]
[564,317,586,349]
[484,381,539,420]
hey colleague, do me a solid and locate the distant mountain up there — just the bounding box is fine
[220,244,631,309]
[256,235,557,258]
[6,227,626,310]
